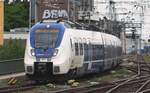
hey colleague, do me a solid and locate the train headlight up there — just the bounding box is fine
[31,49,35,56]
[53,49,58,56]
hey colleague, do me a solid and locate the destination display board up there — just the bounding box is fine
[36,0,70,21]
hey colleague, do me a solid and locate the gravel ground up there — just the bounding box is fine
[18,66,134,93]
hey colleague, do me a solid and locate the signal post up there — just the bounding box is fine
[0,0,3,45]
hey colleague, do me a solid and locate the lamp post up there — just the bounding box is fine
[131,27,137,54]
[121,18,126,54]
[68,0,70,21]
[133,2,144,54]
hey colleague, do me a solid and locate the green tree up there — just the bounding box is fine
[4,2,29,31]
[4,0,9,3]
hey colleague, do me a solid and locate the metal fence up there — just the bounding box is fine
[0,58,24,75]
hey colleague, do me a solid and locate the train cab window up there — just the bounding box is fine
[35,29,59,48]
[80,43,83,55]
[75,43,79,55]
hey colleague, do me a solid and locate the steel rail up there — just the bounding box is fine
[52,75,150,93]
[0,81,38,93]
[135,79,150,93]
[104,55,139,93]
[105,75,138,93]
[140,89,150,93]
[0,58,24,63]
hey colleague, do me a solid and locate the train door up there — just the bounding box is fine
[100,44,105,71]
[101,34,107,70]
[107,39,113,69]
[100,34,105,72]
[82,39,89,72]
[103,37,112,70]
[73,38,83,68]
[112,40,117,67]
[87,39,93,70]
[78,38,84,67]
[70,38,75,68]
[110,40,115,67]
[71,38,79,68]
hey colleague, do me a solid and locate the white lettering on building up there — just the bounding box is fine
[42,9,69,19]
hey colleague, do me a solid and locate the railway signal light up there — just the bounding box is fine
[132,31,135,39]
[131,27,136,39]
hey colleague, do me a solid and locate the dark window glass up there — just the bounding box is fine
[88,44,92,61]
[99,45,104,60]
[35,29,59,48]
[92,45,96,60]
[70,39,73,48]
[83,44,105,61]
[84,43,88,61]
[80,43,83,55]
[75,43,79,55]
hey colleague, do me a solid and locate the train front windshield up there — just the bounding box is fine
[35,29,59,48]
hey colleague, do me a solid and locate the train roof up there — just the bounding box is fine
[31,20,121,42]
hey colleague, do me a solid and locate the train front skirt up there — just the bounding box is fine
[34,62,53,79]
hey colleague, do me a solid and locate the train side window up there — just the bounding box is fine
[88,44,92,61]
[75,43,79,56]
[96,45,100,60]
[70,39,73,48]
[92,45,96,60]
[80,43,83,55]
[99,45,104,60]
[84,43,88,61]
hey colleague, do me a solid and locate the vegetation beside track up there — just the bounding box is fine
[82,67,133,84]
[0,39,25,61]
[143,55,150,62]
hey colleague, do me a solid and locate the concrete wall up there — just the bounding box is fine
[4,32,28,40]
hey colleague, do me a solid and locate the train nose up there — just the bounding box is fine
[35,48,55,58]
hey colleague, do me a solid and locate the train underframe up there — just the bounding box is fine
[26,58,121,81]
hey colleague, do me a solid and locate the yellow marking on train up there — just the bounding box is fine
[8,77,18,85]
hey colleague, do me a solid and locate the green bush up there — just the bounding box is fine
[4,2,29,31]
[0,39,25,61]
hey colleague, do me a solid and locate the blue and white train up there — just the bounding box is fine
[24,20,122,80]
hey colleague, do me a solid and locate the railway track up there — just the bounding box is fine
[0,81,36,93]
[51,75,150,93]
[1,55,150,93]
[51,55,150,93]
